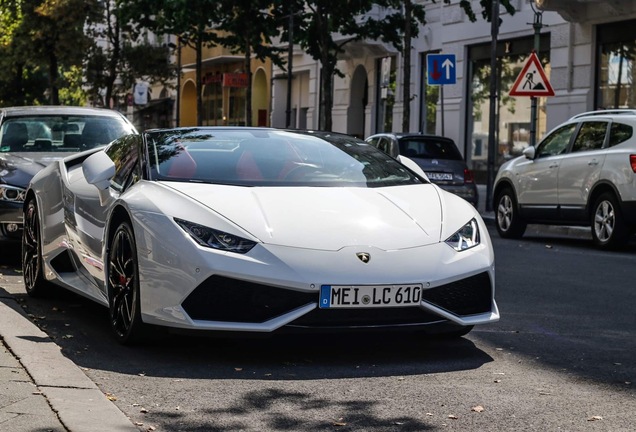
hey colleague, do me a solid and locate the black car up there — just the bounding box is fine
[366,133,478,206]
[0,106,136,240]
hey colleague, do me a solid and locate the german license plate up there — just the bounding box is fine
[426,172,453,181]
[319,284,423,308]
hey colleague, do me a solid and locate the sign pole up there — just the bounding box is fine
[440,84,445,136]
[486,0,499,213]
[529,7,543,147]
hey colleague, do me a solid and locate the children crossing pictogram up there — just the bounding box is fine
[509,52,555,97]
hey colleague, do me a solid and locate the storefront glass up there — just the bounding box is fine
[597,19,636,109]
[467,35,550,183]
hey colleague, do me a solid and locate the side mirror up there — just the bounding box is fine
[83,151,115,190]
[387,141,400,159]
[523,146,536,160]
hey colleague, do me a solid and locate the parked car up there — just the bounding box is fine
[23,127,498,344]
[366,133,478,206]
[494,109,636,248]
[0,106,136,241]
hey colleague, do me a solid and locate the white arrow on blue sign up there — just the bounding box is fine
[427,54,456,85]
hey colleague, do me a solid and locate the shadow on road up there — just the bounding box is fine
[6,284,494,381]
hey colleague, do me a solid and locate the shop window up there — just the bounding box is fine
[420,52,439,135]
[597,19,636,109]
[375,57,396,133]
[466,35,550,182]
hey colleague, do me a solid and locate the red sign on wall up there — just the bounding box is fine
[223,73,248,88]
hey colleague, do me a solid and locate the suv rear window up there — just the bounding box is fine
[608,122,633,147]
[398,137,462,160]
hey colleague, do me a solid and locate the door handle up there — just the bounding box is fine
[588,160,599,166]
[549,163,559,168]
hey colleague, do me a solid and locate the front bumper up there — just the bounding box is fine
[135,217,498,333]
[0,201,23,224]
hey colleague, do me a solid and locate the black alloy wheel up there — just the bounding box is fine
[495,187,527,239]
[22,198,51,296]
[107,221,147,344]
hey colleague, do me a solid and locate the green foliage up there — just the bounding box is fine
[59,66,87,106]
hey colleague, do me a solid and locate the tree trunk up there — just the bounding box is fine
[321,59,334,131]
[105,3,120,109]
[196,34,203,125]
[244,40,252,126]
[49,51,59,105]
[401,0,412,133]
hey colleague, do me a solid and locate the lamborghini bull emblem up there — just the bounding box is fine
[356,252,370,263]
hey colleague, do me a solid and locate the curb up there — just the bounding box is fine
[0,292,139,432]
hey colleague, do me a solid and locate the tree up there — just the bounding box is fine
[0,0,93,105]
[215,0,286,126]
[374,0,516,133]
[121,0,222,125]
[287,0,390,131]
[26,0,97,104]
[85,1,176,109]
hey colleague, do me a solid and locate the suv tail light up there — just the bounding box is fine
[631,155,636,173]
[464,168,475,184]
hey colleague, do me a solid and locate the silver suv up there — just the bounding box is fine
[493,109,636,248]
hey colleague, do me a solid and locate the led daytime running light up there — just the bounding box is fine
[175,218,256,254]
[445,218,480,251]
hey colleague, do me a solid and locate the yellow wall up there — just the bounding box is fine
[178,43,272,127]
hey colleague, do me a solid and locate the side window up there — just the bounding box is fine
[377,137,391,154]
[105,135,141,191]
[536,124,577,158]
[608,122,633,147]
[571,121,608,152]
[366,137,381,148]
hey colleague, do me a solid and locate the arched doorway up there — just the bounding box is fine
[347,65,368,138]
[252,68,269,127]
[180,80,197,126]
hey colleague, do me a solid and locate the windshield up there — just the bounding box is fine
[0,115,135,153]
[147,128,426,187]
[399,137,463,160]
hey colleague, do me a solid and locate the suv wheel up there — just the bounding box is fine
[591,192,629,249]
[495,187,527,239]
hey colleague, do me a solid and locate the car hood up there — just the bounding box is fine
[162,183,445,250]
[0,152,63,187]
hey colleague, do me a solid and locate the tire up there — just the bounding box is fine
[22,198,54,297]
[495,187,527,239]
[107,221,148,345]
[591,192,629,249]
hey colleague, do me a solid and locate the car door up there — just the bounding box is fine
[516,123,577,216]
[72,135,142,290]
[557,120,608,221]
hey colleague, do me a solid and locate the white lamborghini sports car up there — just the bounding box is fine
[23,128,499,344]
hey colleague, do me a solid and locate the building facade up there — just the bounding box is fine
[269,0,636,181]
[178,44,272,128]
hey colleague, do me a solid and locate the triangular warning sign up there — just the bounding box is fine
[509,52,555,97]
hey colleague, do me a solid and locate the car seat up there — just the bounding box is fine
[2,122,28,151]
[81,120,111,148]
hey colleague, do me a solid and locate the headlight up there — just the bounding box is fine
[174,218,256,254]
[0,185,26,203]
[445,218,480,251]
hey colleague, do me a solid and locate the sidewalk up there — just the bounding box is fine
[0,184,591,432]
[0,287,139,432]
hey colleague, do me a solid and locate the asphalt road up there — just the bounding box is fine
[1,229,635,431]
